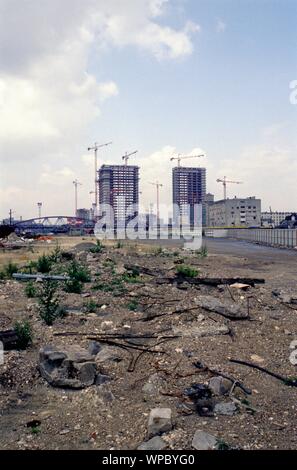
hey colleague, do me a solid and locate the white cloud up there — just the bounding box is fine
[39,166,75,186]
[0,0,199,218]
[207,144,297,211]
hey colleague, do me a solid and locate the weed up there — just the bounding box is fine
[37,280,60,325]
[216,439,231,451]
[36,254,52,274]
[4,261,18,278]
[92,276,127,295]
[31,426,40,435]
[14,320,33,349]
[49,244,62,263]
[122,272,140,283]
[196,246,208,258]
[67,260,91,282]
[89,240,104,253]
[24,281,37,298]
[64,260,91,294]
[176,264,199,278]
[126,300,139,311]
[85,299,98,313]
[23,261,37,274]
[116,241,123,249]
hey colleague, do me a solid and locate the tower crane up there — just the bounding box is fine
[170,153,205,167]
[122,150,138,165]
[149,181,163,224]
[216,176,243,200]
[87,141,112,211]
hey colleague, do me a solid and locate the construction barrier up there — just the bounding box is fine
[206,228,297,249]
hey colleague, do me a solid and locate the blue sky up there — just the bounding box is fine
[0,0,296,218]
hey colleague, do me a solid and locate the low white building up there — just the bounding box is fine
[208,196,261,227]
[261,211,293,227]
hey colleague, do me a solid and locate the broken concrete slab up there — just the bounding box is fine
[194,296,248,319]
[208,376,233,396]
[192,430,218,450]
[142,373,166,399]
[148,408,172,438]
[137,436,167,450]
[39,345,97,389]
[95,347,122,363]
[174,323,230,338]
[214,402,238,416]
[88,340,102,356]
[95,374,112,386]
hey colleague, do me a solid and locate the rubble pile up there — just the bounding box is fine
[0,239,297,450]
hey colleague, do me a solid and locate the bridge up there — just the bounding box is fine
[14,216,95,234]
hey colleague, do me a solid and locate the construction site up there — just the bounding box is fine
[0,232,297,451]
[1,2,296,461]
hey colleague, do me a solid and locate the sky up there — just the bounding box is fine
[0,0,296,220]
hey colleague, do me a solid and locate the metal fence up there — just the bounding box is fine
[224,228,297,248]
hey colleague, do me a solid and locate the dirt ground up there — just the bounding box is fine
[0,236,297,450]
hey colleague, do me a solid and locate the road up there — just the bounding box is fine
[204,237,297,263]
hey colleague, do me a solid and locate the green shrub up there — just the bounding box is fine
[24,281,37,298]
[49,244,62,263]
[176,264,199,278]
[92,276,126,296]
[37,280,60,325]
[126,300,138,311]
[116,241,123,249]
[89,240,104,253]
[196,246,208,258]
[67,260,91,282]
[122,272,140,283]
[216,439,231,451]
[4,261,18,278]
[23,261,37,274]
[85,299,98,313]
[64,260,90,294]
[14,320,33,349]
[36,254,52,273]
[64,277,82,294]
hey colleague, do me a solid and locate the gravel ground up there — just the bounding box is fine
[0,239,297,450]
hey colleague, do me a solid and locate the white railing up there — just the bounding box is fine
[206,228,297,248]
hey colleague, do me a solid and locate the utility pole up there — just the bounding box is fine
[37,202,42,219]
[87,141,112,213]
[73,179,82,217]
[216,176,243,200]
[150,181,163,225]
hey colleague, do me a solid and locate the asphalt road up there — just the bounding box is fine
[204,237,297,263]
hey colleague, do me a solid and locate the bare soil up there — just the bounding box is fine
[0,237,297,450]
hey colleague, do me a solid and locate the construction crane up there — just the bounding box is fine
[170,153,205,167]
[87,141,112,210]
[216,176,243,200]
[73,179,82,217]
[149,181,163,223]
[122,150,138,165]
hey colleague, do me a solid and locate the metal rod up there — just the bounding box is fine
[12,274,70,281]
